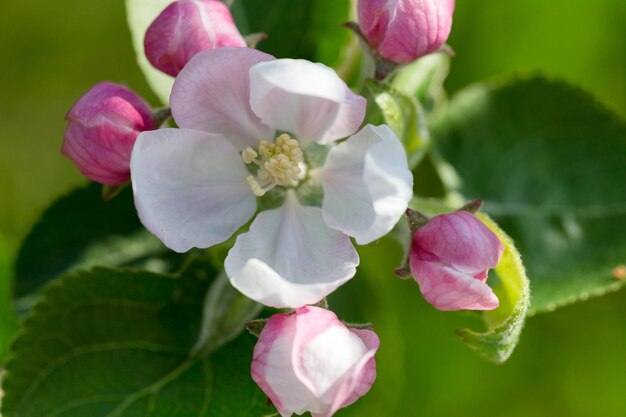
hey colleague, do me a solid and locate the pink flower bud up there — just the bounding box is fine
[144,0,246,77]
[252,306,379,417]
[409,211,504,311]
[358,0,456,64]
[62,82,156,185]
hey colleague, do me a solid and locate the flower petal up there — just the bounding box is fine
[144,0,246,77]
[376,0,456,64]
[320,329,380,417]
[252,312,314,417]
[225,193,359,308]
[315,125,413,245]
[170,47,275,149]
[251,307,376,417]
[413,211,504,275]
[291,308,367,401]
[249,59,366,146]
[410,259,499,311]
[130,128,256,252]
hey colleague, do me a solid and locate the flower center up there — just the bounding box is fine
[242,134,304,196]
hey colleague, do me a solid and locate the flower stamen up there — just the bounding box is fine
[243,134,304,196]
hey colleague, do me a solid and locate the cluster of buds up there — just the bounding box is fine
[63,0,457,186]
[60,1,506,416]
[63,0,246,184]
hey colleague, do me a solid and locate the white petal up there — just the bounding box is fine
[249,59,366,146]
[130,128,256,252]
[300,326,367,396]
[315,124,413,245]
[225,193,359,308]
[170,47,275,149]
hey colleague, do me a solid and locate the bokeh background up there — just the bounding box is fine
[1,1,625,416]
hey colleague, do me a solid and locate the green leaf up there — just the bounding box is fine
[126,0,175,104]
[367,80,430,167]
[0,236,18,359]
[432,76,626,314]
[192,272,262,356]
[14,184,181,305]
[1,268,274,417]
[456,214,530,364]
[234,0,353,67]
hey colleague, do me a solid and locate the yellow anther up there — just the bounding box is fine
[258,170,270,181]
[247,176,267,197]
[242,147,258,165]
[244,134,305,195]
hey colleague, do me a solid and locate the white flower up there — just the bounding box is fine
[131,47,413,308]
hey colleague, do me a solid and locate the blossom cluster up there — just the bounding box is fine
[61,1,505,415]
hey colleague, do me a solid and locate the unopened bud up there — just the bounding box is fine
[409,211,503,311]
[358,0,456,64]
[144,0,246,77]
[251,306,379,417]
[62,82,155,185]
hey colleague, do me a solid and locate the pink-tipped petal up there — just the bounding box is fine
[321,329,380,417]
[170,47,275,149]
[144,0,246,76]
[409,211,503,311]
[413,211,504,275]
[248,59,366,146]
[251,307,380,417]
[410,258,499,311]
[252,313,312,417]
[358,0,392,47]
[130,128,256,252]
[62,82,155,185]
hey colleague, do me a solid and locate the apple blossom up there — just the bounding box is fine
[251,306,379,417]
[358,0,456,64]
[62,82,156,185]
[409,211,504,310]
[130,47,413,308]
[144,0,246,77]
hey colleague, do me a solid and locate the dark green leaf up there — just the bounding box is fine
[433,77,626,314]
[0,236,18,359]
[192,272,262,356]
[2,268,274,417]
[235,0,352,67]
[14,184,180,304]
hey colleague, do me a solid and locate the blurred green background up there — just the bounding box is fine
[1,0,625,416]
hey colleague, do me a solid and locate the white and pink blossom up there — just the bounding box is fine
[409,211,504,310]
[144,0,246,77]
[251,306,379,417]
[130,47,413,308]
[63,82,155,185]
